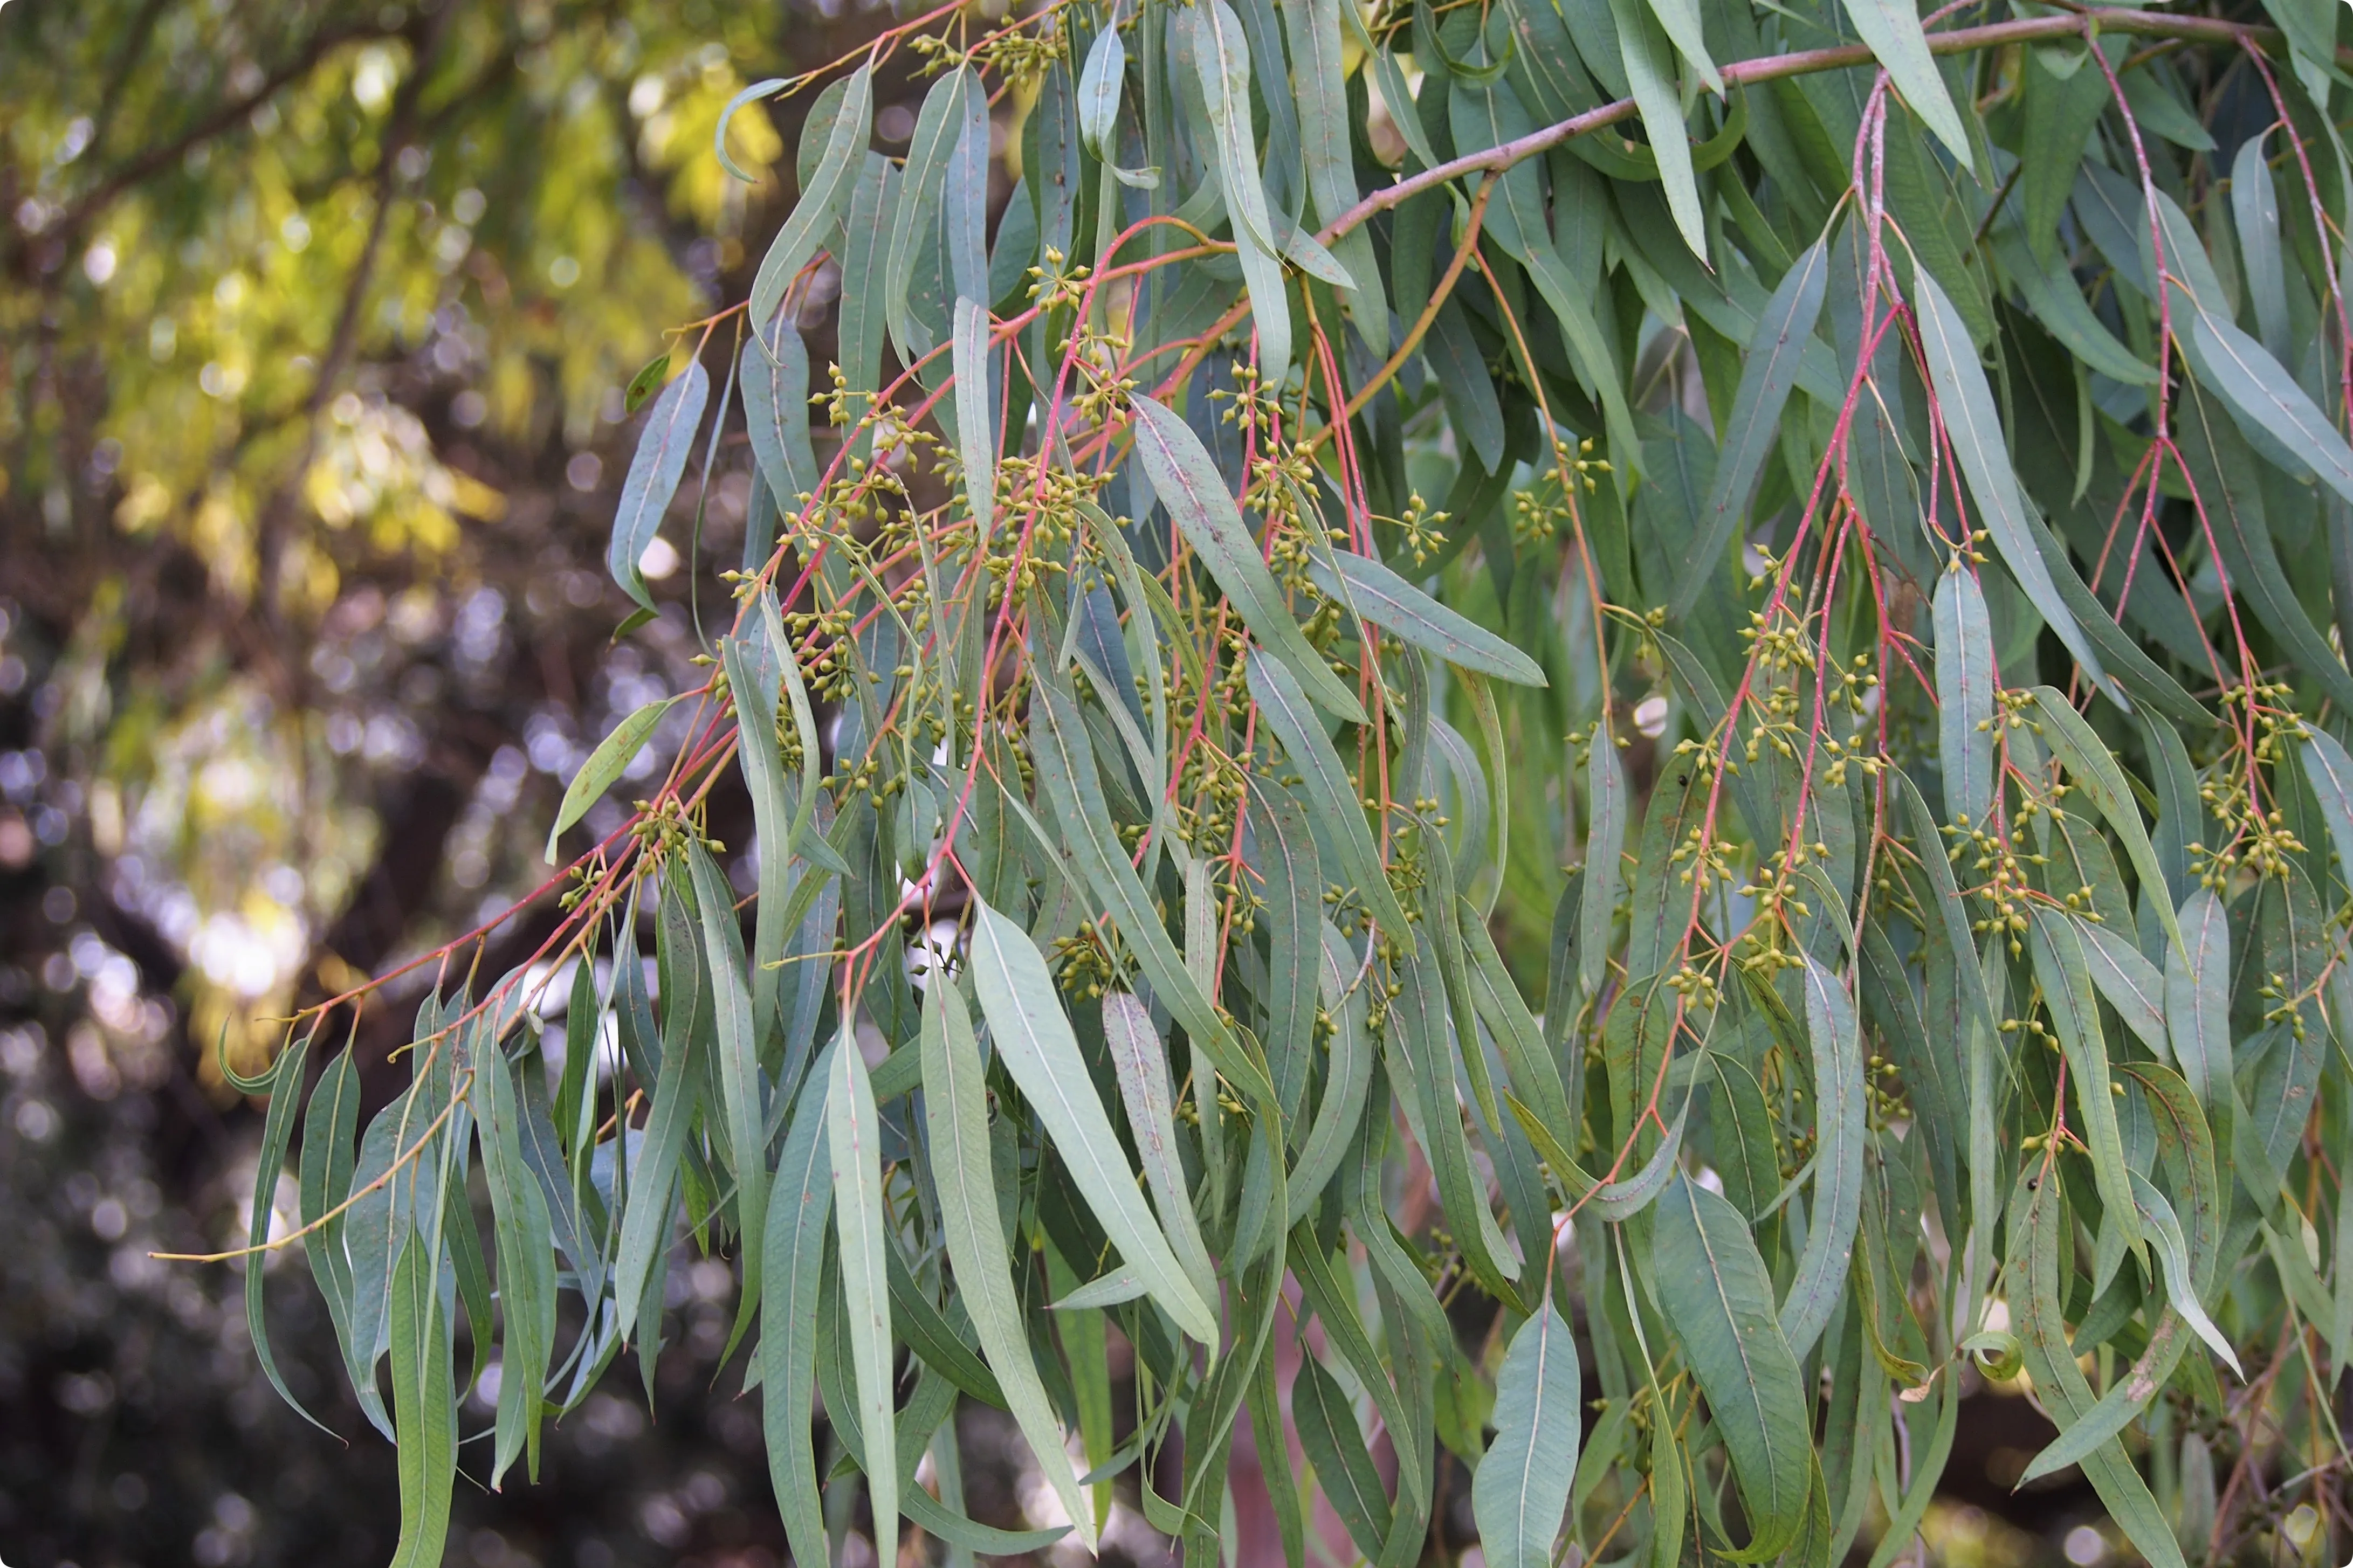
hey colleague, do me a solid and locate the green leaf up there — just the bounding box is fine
[1933,562,1998,829]
[2193,312,2353,506]
[478,1039,556,1488]
[826,1030,897,1553]
[2021,46,2110,263]
[1248,774,1323,1122]
[1992,229,2160,388]
[749,63,872,327]
[1100,993,1220,1304]
[1384,923,1524,1298]
[1779,954,1863,1359]
[1291,1227,1429,1517]
[623,353,672,416]
[1472,1301,1582,1568]
[1308,548,1544,685]
[610,978,694,1350]
[880,1231,1006,1410]
[546,696,676,862]
[605,362,709,614]
[2230,133,2288,359]
[2165,887,2232,1114]
[1676,238,1827,621]
[714,78,788,182]
[2028,908,2143,1256]
[953,298,996,541]
[1647,1399,1689,1568]
[298,1045,365,1424]
[2298,725,2353,887]
[1052,1268,1148,1310]
[726,599,831,1045]
[1914,268,2117,704]
[1839,0,1971,167]
[883,67,972,360]
[686,843,770,1358]
[2029,686,2187,959]
[1292,1352,1392,1559]
[1188,0,1292,388]
[1625,761,1708,985]
[1027,673,1276,1112]
[2135,1172,2238,1370]
[1461,903,1573,1142]
[1130,395,1364,724]
[1653,1175,1812,1560]
[2010,1166,2191,1568]
[922,983,1096,1542]
[2074,913,2168,1059]
[968,898,1219,1344]
[386,1214,456,1568]
[1580,736,1629,1003]
[1426,301,1505,474]
[244,1031,331,1436]
[761,1053,835,1568]
[1288,0,1384,347]
[1244,648,1408,937]
[741,322,817,527]
[1642,0,1722,93]
[836,153,899,466]
[1608,0,1705,259]
[346,1077,431,1424]
[1077,25,1124,155]
[2172,377,2353,718]
[1288,920,1375,1204]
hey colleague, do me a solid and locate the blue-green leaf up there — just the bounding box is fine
[686,843,770,1356]
[1914,269,2116,703]
[761,1056,835,1568]
[1101,993,1219,1305]
[953,298,996,541]
[714,78,787,182]
[244,1032,331,1436]
[1654,1175,1812,1560]
[1677,240,1827,620]
[1472,1301,1582,1568]
[1934,563,1998,829]
[606,362,708,615]
[1840,0,1971,166]
[740,325,817,522]
[1778,955,1863,1359]
[1308,549,1545,685]
[968,899,1219,1344]
[2029,908,2143,1255]
[386,1215,456,1568]
[478,1038,555,1488]
[1608,0,1705,258]
[749,64,872,327]
[884,67,973,360]
[2192,308,2353,506]
[826,1031,897,1552]
[2030,686,2186,959]
[1245,650,1408,937]
[2166,888,2231,1113]
[1078,24,1125,155]
[1131,395,1364,723]
[546,696,676,862]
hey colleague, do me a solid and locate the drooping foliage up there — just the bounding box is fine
[222,0,2353,1560]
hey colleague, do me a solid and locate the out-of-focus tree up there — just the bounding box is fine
[0,0,855,1081]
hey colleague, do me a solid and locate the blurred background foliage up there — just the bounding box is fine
[0,0,2163,1565]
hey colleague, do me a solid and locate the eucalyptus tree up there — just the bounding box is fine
[221,0,2353,1562]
